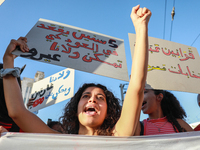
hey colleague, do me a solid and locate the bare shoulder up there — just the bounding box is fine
[177,119,194,131]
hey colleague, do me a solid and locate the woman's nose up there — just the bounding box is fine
[88,96,97,103]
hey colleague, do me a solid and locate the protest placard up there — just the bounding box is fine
[129,33,200,93]
[13,18,128,81]
[28,68,74,112]
[0,0,5,6]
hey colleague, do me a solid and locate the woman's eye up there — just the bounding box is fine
[82,95,89,98]
[97,96,105,101]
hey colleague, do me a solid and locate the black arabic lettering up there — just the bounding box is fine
[47,83,53,90]
[51,54,61,61]
[39,89,46,97]
[31,92,38,100]
[108,39,118,48]
[20,48,61,62]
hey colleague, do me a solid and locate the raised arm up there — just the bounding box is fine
[113,5,151,136]
[2,37,58,133]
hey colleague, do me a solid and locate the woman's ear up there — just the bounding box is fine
[156,93,163,102]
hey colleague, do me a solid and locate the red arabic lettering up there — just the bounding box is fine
[37,23,46,29]
[46,33,63,40]
[67,42,95,51]
[50,42,59,51]
[82,53,103,62]
[179,53,195,61]
[69,52,80,59]
[168,64,200,79]
[72,32,106,44]
[65,39,72,43]
[187,66,200,79]
[37,24,70,34]
[103,49,118,56]
[82,54,122,68]
[32,97,44,107]
[168,64,188,76]
[179,48,183,57]
[148,46,160,52]
[61,45,71,53]
[162,48,180,56]
[95,44,98,52]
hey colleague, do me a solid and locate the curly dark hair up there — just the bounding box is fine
[153,90,187,132]
[59,83,121,135]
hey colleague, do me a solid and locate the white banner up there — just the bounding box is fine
[129,33,200,93]
[28,68,74,112]
[1,131,200,149]
[13,18,128,81]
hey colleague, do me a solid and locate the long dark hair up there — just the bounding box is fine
[59,83,121,135]
[154,90,187,132]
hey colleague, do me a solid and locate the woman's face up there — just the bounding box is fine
[77,87,107,129]
[142,89,158,114]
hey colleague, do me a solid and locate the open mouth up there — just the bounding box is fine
[142,101,147,106]
[84,106,98,115]
[85,107,97,112]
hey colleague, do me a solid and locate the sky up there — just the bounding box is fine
[0,0,200,125]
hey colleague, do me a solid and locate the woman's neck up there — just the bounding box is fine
[78,125,97,135]
[148,106,164,120]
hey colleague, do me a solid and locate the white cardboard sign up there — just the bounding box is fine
[129,33,200,94]
[28,68,74,112]
[0,0,5,6]
[13,18,128,81]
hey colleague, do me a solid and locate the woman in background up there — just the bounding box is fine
[134,88,193,136]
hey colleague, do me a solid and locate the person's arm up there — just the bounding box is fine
[3,37,59,133]
[113,5,151,136]
[177,119,194,132]
[133,121,142,136]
